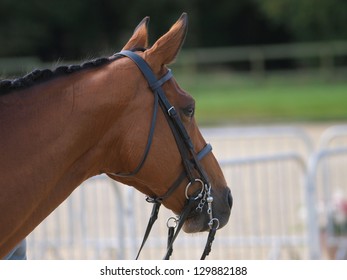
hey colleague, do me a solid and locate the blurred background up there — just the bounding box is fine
[1,0,347,124]
[2,0,347,259]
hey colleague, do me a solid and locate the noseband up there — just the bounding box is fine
[111,50,219,260]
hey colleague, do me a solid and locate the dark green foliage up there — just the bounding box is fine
[0,0,346,60]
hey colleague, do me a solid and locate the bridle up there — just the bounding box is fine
[109,50,219,260]
[111,50,219,260]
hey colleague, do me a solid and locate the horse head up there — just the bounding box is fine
[106,14,232,233]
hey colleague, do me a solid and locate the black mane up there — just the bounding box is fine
[0,56,116,95]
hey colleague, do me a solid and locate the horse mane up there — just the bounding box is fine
[0,56,117,95]
[0,47,148,95]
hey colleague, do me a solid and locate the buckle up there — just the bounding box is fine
[146,196,162,204]
[167,106,176,116]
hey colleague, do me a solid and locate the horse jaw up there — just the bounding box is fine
[183,215,209,233]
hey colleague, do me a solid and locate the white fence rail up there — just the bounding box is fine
[2,41,347,77]
[26,125,347,259]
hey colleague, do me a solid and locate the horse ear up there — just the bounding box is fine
[145,13,188,72]
[122,16,150,50]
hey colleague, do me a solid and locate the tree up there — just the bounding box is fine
[3,0,345,61]
[257,0,347,41]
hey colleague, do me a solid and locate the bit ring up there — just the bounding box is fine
[208,218,220,230]
[166,217,178,228]
[185,179,205,200]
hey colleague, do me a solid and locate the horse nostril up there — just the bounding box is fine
[227,190,233,209]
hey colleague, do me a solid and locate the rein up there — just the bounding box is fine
[110,50,219,260]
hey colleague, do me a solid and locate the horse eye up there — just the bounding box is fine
[183,107,195,117]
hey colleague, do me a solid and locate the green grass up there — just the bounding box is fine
[176,72,347,125]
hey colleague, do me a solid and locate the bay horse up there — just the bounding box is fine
[0,13,232,259]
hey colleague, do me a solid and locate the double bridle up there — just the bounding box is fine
[110,50,219,260]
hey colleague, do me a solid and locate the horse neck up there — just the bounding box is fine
[1,67,120,179]
[0,63,129,256]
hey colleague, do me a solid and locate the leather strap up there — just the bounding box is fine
[109,51,172,177]
[135,201,161,260]
[200,219,219,260]
[163,197,196,260]
[135,144,212,259]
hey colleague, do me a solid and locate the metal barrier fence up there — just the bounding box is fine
[308,125,347,259]
[26,125,347,259]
